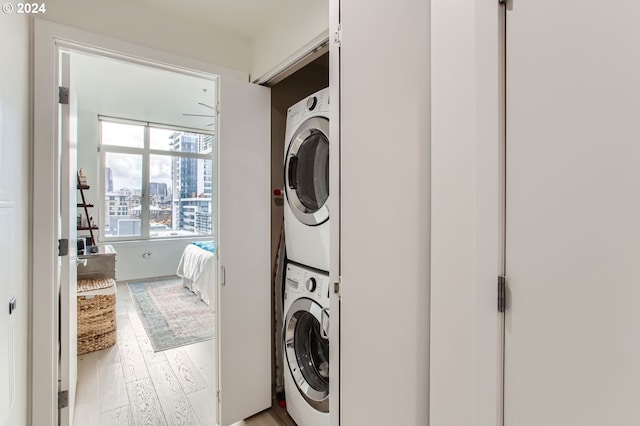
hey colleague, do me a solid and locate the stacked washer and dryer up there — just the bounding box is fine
[283,87,330,426]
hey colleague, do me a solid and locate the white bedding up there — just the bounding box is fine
[176,244,217,305]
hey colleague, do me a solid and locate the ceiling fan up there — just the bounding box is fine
[182,102,216,126]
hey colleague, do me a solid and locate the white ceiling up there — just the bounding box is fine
[128,0,294,40]
[73,52,218,132]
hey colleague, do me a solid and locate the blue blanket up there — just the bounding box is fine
[191,240,215,253]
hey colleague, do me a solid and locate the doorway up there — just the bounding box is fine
[34,20,272,426]
[69,50,219,426]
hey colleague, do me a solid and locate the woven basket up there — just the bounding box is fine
[77,278,117,355]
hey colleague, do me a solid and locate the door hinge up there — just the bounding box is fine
[58,390,68,409]
[333,277,341,295]
[221,266,226,286]
[216,390,221,403]
[498,275,506,312]
[333,24,342,46]
[58,239,69,257]
[58,86,69,105]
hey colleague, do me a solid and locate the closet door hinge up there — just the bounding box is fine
[498,275,507,312]
[333,24,342,47]
[58,239,69,257]
[216,390,221,403]
[59,86,69,105]
[58,390,68,409]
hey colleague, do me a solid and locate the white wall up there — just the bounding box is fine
[44,0,252,73]
[430,0,503,425]
[0,13,30,426]
[109,239,194,281]
[340,1,430,424]
[250,0,328,82]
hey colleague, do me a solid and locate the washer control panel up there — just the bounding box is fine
[285,262,329,302]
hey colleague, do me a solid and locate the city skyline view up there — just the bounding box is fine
[101,120,215,238]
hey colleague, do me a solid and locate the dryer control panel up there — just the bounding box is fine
[285,87,330,139]
[285,262,330,302]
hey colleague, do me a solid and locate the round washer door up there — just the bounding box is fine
[285,116,329,226]
[284,297,329,412]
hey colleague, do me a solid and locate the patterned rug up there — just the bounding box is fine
[127,277,215,352]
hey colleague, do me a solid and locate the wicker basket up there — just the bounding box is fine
[77,278,117,355]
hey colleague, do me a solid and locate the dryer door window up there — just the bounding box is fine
[285,298,329,412]
[285,116,329,226]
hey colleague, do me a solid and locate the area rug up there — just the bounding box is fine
[127,277,215,352]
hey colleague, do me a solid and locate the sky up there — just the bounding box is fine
[102,122,175,191]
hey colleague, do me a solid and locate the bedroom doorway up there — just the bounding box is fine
[69,50,221,425]
[34,20,272,426]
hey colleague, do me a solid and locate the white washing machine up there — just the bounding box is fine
[284,87,330,272]
[283,261,330,426]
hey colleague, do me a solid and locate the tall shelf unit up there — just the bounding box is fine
[77,172,98,246]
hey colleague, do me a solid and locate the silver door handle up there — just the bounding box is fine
[320,307,329,340]
[76,258,88,267]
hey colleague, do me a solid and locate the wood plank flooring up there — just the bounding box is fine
[74,281,290,426]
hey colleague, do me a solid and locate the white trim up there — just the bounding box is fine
[32,19,244,425]
[98,114,216,136]
[32,20,61,425]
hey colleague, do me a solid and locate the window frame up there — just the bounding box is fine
[98,116,216,242]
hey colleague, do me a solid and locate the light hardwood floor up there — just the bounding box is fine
[74,281,288,426]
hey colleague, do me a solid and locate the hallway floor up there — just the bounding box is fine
[73,281,286,426]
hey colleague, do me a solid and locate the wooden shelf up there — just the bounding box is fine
[77,172,96,245]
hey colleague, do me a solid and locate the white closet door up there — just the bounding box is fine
[217,77,271,426]
[505,1,640,425]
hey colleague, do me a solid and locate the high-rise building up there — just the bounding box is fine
[105,167,114,192]
[149,182,168,198]
[170,132,214,234]
[171,132,198,199]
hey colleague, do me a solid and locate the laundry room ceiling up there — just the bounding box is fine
[128,0,296,40]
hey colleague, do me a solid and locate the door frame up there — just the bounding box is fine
[32,19,247,425]
[328,0,340,425]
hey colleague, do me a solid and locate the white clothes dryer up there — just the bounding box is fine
[283,261,330,426]
[284,88,330,272]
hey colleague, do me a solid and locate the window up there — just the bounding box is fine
[100,118,215,240]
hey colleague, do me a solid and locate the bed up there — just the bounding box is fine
[176,241,217,306]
